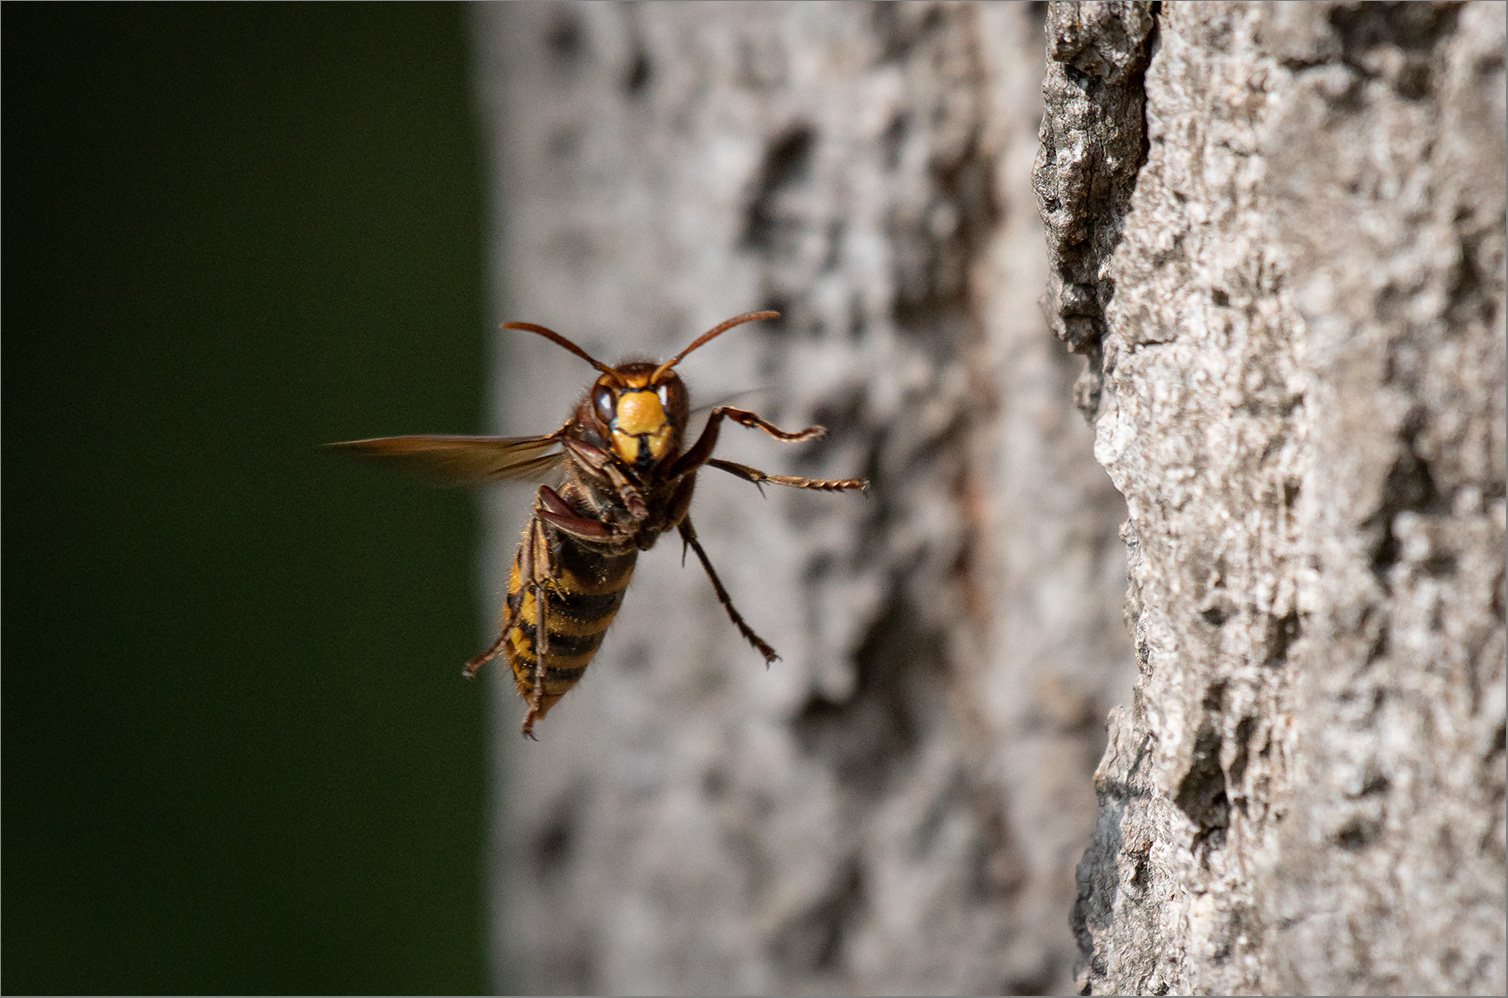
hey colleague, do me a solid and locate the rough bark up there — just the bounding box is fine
[1036,0,1158,416]
[471,2,1504,994]
[471,3,1129,994]
[1041,2,1507,994]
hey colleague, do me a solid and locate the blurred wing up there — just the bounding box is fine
[326,434,564,486]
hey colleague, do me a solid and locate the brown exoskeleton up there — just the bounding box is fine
[330,310,868,737]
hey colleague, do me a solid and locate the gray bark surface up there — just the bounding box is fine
[1040,2,1507,994]
[472,3,1128,994]
[471,1,1505,994]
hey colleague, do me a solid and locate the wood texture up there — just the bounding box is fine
[1042,3,1507,992]
[472,2,1505,993]
[472,3,1128,993]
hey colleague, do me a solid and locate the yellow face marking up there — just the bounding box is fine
[611,389,672,465]
[614,390,664,435]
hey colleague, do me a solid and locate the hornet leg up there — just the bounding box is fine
[520,519,551,739]
[678,516,779,665]
[464,513,538,679]
[707,457,868,495]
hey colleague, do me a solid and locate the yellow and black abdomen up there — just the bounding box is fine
[504,531,637,722]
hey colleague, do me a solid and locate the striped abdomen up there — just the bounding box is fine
[504,528,637,722]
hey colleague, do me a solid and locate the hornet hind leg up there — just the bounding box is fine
[678,517,779,665]
[463,494,557,739]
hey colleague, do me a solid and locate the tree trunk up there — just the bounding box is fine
[1038,2,1506,993]
[471,2,1505,994]
[471,3,1127,993]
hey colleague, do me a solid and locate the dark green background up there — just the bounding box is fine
[5,6,492,992]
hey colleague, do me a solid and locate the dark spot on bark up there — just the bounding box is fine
[1126,839,1153,894]
[880,112,907,170]
[701,767,727,800]
[548,126,580,161]
[741,126,814,251]
[1325,3,1461,101]
[1228,715,1256,791]
[1200,594,1235,627]
[1351,767,1391,798]
[968,789,1028,901]
[1063,62,1093,89]
[806,387,866,451]
[1487,720,1506,765]
[1283,477,1301,507]
[1366,618,1390,665]
[545,11,584,62]
[618,641,650,673]
[821,219,845,272]
[1265,609,1300,667]
[791,595,928,791]
[769,860,866,974]
[1175,722,1230,855]
[1367,415,1442,589]
[1335,815,1380,850]
[801,552,836,585]
[1393,60,1432,100]
[912,772,965,858]
[1447,227,1498,331]
[871,2,946,63]
[623,49,652,96]
[1329,2,1460,54]
[1422,548,1458,576]
[844,295,866,342]
[1006,970,1057,996]
[532,795,578,878]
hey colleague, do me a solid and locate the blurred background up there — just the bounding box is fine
[12,4,1501,996]
[5,6,492,992]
